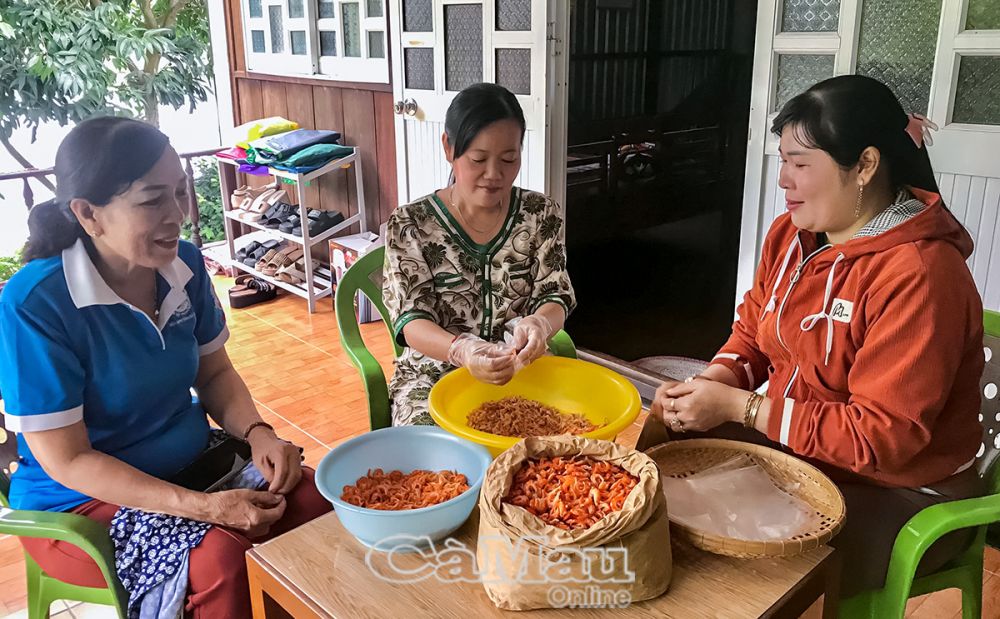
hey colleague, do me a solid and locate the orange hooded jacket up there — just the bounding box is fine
[711,188,984,488]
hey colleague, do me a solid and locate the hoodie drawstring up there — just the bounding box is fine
[762,238,799,317]
[800,252,846,365]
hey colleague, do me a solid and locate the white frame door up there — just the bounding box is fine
[738,0,1000,306]
[389,0,551,204]
[926,0,1000,178]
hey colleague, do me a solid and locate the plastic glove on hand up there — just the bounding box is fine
[511,314,554,372]
[448,333,517,385]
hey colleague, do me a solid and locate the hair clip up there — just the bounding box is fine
[905,113,939,149]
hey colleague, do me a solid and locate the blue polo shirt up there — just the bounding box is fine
[0,239,229,512]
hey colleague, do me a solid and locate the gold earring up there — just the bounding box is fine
[855,184,865,219]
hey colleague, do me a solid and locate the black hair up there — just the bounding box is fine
[23,117,170,262]
[771,74,940,196]
[444,83,526,160]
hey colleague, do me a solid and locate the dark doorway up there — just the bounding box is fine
[564,0,758,363]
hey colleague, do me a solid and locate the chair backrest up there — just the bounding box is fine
[975,310,1000,490]
[335,245,401,358]
[0,397,16,507]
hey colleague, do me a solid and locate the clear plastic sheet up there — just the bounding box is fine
[660,454,818,541]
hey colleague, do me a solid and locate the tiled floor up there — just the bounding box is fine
[0,277,997,617]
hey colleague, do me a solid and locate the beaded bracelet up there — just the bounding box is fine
[242,421,274,442]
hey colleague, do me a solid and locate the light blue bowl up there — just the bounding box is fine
[315,426,492,551]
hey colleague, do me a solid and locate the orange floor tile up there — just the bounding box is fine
[1,278,998,617]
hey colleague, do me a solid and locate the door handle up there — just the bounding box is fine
[393,100,405,115]
[403,98,418,117]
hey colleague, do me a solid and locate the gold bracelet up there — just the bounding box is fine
[742,393,755,426]
[747,394,763,429]
[743,392,763,428]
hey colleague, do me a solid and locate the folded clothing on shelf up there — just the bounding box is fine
[269,144,354,173]
[234,116,299,149]
[215,146,248,161]
[246,129,342,164]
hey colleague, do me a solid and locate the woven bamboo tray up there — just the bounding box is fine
[646,438,845,559]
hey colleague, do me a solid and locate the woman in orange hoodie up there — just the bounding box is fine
[650,75,985,596]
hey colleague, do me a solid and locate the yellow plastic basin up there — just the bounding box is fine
[428,356,641,457]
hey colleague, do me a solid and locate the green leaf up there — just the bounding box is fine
[0,0,212,132]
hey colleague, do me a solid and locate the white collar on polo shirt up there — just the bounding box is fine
[62,238,193,332]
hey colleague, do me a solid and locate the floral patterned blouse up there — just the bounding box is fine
[382,187,576,426]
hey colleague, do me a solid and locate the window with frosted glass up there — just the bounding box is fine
[781,0,840,32]
[343,3,361,57]
[367,0,384,18]
[404,0,433,32]
[445,4,482,91]
[290,31,307,55]
[497,0,531,31]
[251,30,265,53]
[773,54,834,112]
[287,0,304,19]
[953,56,1000,125]
[249,0,262,19]
[966,0,1000,30]
[269,6,284,53]
[368,31,386,59]
[319,1,335,19]
[496,49,530,95]
[405,48,434,90]
[320,31,337,56]
[856,0,942,115]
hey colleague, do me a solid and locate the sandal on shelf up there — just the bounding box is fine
[276,256,308,285]
[241,239,278,267]
[278,214,301,235]
[261,247,303,277]
[230,185,253,210]
[231,184,272,212]
[241,187,284,222]
[254,248,281,272]
[258,201,285,225]
[262,202,296,229]
[301,210,346,237]
[235,240,262,262]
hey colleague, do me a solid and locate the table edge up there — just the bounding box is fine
[247,547,333,619]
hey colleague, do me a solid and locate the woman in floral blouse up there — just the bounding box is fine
[383,83,576,426]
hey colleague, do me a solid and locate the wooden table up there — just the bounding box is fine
[247,413,841,618]
[247,509,838,619]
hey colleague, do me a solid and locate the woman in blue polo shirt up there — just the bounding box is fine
[0,117,330,617]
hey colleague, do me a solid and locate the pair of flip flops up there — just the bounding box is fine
[278,209,345,237]
[228,274,278,309]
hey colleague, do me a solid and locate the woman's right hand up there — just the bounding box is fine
[447,333,517,385]
[203,488,287,538]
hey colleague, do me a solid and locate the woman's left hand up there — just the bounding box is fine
[248,430,303,495]
[657,378,747,433]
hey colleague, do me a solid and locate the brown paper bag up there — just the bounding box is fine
[477,436,671,610]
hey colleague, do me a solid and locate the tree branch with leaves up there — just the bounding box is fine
[0,0,212,179]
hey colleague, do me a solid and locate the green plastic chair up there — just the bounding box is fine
[0,417,127,618]
[334,245,577,431]
[839,309,1000,619]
